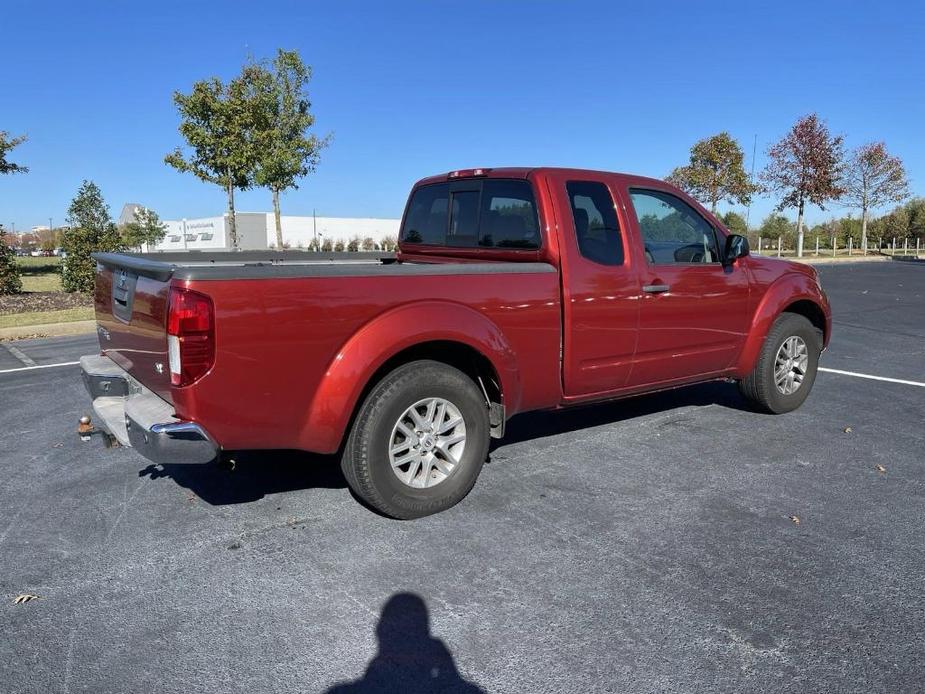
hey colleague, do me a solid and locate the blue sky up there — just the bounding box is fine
[2,0,923,231]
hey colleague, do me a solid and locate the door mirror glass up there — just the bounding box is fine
[724,234,749,265]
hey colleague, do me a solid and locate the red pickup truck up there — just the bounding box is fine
[80,167,831,518]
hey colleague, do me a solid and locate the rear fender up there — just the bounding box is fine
[300,301,520,453]
[734,273,830,377]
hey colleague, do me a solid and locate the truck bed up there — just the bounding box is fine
[90,250,562,453]
[93,251,554,281]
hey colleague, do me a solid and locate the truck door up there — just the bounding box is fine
[548,173,640,397]
[621,186,750,386]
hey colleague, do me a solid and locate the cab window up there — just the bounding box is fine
[630,189,720,264]
[567,181,624,266]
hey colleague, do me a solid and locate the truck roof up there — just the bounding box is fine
[412,167,669,189]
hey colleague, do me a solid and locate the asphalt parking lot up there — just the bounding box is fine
[1,261,923,693]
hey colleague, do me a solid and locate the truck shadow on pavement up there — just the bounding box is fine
[496,380,748,450]
[323,592,485,694]
[138,381,750,506]
[137,449,346,505]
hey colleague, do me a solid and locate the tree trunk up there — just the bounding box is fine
[711,197,718,215]
[796,197,805,258]
[226,176,238,249]
[273,188,283,250]
[861,205,869,254]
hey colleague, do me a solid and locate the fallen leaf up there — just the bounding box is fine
[13,594,39,605]
[875,464,886,473]
[789,515,801,525]
[843,427,853,434]
[186,492,197,503]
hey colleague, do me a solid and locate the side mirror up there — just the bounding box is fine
[724,234,749,265]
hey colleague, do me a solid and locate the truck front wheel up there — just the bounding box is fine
[342,360,490,519]
[738,312,822,414]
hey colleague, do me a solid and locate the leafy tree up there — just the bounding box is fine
[121,207,167,249]
[720,211,748,235]
[346,235,361,252]
[761,114,844,257]
[842,142,909,251]
[666,132,758,213]
[758,212,796,249]
[165,64,274,248]
[0,131,28,175]
[61,181,123,293]
[255,50,330,249]
[0,225,23,294]
[333,239,345,252]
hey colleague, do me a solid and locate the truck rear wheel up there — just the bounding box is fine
[738,313,822,414]
[342,360,490,519]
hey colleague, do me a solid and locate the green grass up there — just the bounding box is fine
[0,306,94,329]
[15,256,62,269]
[15,256,63,292]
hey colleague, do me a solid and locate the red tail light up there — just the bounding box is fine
[167,287,214,387]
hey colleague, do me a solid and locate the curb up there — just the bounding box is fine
[0,319,96,342]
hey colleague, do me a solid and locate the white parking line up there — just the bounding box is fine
[0,360,80,375]
[819,367,925,388]
[2,342,38,367]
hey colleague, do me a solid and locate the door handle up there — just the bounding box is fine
[642,284,670,294]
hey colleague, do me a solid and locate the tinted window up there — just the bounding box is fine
[479,180,540,248]
[402,183,449,244]
[449,190,479,247]
[402,179,540,249]
[630,190,719,264]
[567,181,624,266]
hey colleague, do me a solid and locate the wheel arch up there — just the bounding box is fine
[734,273,831,377]
[299,301,519,453]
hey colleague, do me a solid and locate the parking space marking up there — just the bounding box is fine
[0,360,80,375]
[2,342,38,367]
[819,367,925,388]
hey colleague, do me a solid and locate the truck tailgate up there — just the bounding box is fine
[93,256,173,403]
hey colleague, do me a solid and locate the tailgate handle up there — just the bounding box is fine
[642,284,670,294]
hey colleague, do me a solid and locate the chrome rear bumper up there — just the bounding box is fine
[80,354,219,465]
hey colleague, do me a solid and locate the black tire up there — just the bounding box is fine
[342,360,490,519]
[738,313,822,414]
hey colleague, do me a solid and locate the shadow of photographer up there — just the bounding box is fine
[325,592,484,693]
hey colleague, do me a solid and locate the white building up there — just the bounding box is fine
[142,212,400,252]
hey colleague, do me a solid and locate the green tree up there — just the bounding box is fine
[121,207,167,249]
[842,142,909,251]
[255,50,330,249]
[666,132,758,214]
[720,211,748,235]
[0,131,28,175]
[0,225,23,294]
[165,63,274,248]
[761,114,844,257]
[61,181,123,293]
[758,213,796,250]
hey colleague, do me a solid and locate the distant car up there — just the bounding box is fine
[15,249,30,257]
[30,250,42,257]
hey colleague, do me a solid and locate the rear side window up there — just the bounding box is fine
[401,179,540,249]
[402,183,449,245]
[567,181,624,266]
[630,189,720,264]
